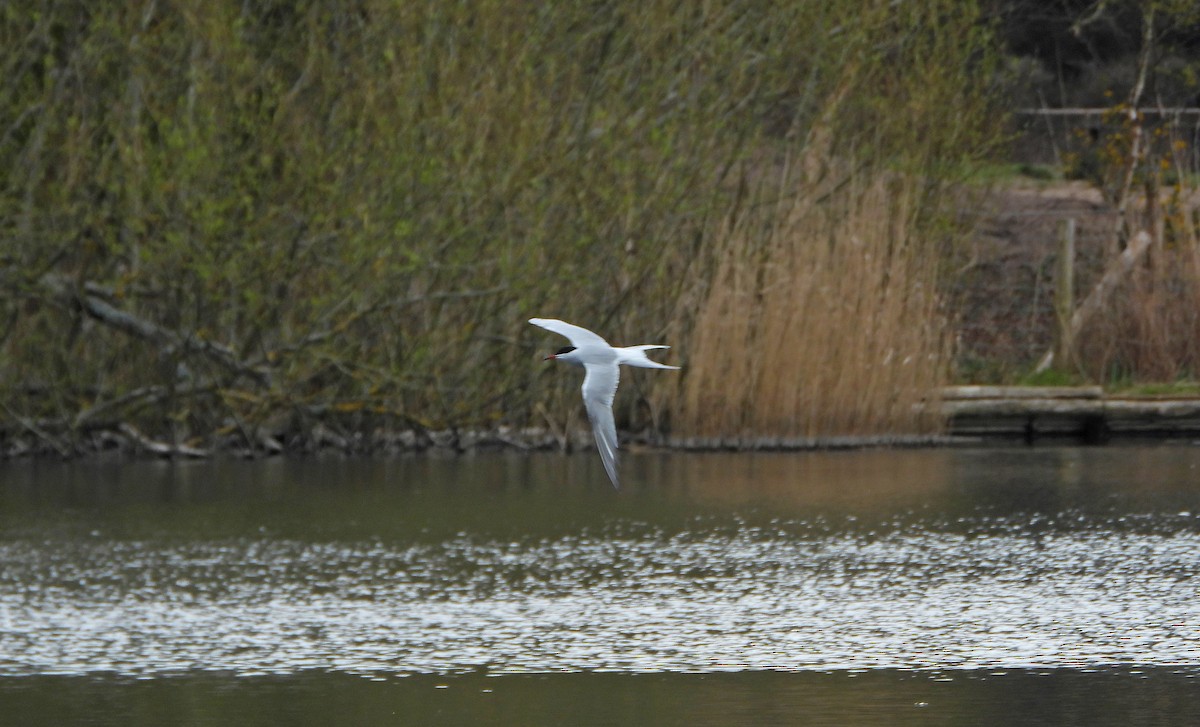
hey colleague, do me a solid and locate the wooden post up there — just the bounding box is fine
[1055,218,1076,369]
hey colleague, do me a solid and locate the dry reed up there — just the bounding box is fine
[1077,181,1200,382]
[672,171,952,440]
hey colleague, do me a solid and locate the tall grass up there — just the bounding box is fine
[674,171,951,439]
[665,0,1001,440]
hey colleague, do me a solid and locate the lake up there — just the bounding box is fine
[1,446,1198,725]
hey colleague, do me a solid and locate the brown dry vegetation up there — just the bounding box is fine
[676,172,950,439]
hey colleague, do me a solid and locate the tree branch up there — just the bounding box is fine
[254,285,507,362]
[118,423,210,458]
[1,403,72,457]
[72,383,216,429]
[42,275,271,387]
[1034,231,1152,373]
[1035,6,1158,375]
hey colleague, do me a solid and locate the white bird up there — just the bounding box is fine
[530,317,679,489]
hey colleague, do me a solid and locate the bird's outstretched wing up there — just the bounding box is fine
[582,362,620,489]
[529,318,609,348]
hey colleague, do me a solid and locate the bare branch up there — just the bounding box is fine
[118,423,210,458]
[1035,6,1160,375]
[1,403,72,457]
[1070,0,1116,38]
[42,275,271,387]
[73,383,216,429]
[256,285,507,361]
[1034,231,1153,374]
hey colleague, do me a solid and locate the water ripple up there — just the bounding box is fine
[2,521,1198,677]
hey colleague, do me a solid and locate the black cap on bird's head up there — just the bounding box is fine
[545,345,576,361]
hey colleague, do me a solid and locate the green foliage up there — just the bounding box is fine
[1019,368,1084,387]
[1113,380,1200,397]
[0,0,1006,448]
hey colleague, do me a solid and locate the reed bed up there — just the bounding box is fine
[674,172,951,440]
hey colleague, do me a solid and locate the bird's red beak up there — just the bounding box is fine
[543,354,556,361]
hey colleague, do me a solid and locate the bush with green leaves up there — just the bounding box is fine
[1,1,1003,452]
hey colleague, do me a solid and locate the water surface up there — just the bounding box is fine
[1,446,1198,724]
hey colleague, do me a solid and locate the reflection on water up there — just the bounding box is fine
[1,446,1199,724]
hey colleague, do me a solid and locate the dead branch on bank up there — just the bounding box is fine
[1033,7,1159,375]
[117,423,210,458]
[73,384,218,429]
[1,402,72,457]
[39,276,272,388]
[1034,230,1153,374]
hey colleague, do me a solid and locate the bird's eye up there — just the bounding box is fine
[554,346,576,355]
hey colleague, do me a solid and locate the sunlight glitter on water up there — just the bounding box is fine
[2,521,1198,678]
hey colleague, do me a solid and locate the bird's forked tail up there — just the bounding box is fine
[615,345,680,370]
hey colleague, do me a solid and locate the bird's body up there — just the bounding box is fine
[529,318,678,489]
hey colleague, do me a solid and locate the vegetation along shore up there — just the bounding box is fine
[4,2,1200,458]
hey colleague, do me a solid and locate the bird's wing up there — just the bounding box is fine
[529,318,609,348]
[582,361,621,489]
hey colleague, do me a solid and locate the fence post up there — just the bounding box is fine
[1055,218,1076,368]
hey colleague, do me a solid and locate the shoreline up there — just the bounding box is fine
[0,424,979,462]
[940,386,1200,443]
[5,394,1200,461]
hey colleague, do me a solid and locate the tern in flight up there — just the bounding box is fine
[530,318,679,489]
